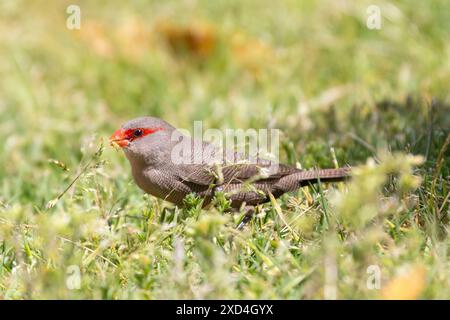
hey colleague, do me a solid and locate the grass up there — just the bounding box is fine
[0,0,449,299]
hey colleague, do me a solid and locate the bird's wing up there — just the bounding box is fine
[174,162,299,188]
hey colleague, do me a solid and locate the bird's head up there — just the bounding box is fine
[110,117,176,164]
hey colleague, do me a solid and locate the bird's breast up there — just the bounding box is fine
[131,167,189,206]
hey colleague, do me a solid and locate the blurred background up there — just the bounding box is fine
[0,0,449,299]
[1,0,449,178]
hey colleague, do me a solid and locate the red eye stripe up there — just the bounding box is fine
[125,127,163,141]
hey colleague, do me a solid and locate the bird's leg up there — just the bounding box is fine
[236,205,256,230]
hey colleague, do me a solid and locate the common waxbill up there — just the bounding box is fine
[110,117,350,210]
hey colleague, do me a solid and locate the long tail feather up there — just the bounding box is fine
[296,167,351,186]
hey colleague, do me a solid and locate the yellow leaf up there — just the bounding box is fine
[381,266,426,300]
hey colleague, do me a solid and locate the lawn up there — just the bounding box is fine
[0,0,449,299]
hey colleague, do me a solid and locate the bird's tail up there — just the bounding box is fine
[296,167,351,186]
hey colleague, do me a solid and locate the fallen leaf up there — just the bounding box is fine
[381,265,426,300]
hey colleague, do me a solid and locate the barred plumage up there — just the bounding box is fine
[112,117,351,209]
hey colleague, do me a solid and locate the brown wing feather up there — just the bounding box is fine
[174,162,299,187]
[173,163,350,207]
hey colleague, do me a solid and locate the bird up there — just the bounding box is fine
[110,116,350,222]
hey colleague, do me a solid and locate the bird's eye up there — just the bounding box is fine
[133,129,143,137]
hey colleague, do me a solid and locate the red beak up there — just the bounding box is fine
[110,128,130,148]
